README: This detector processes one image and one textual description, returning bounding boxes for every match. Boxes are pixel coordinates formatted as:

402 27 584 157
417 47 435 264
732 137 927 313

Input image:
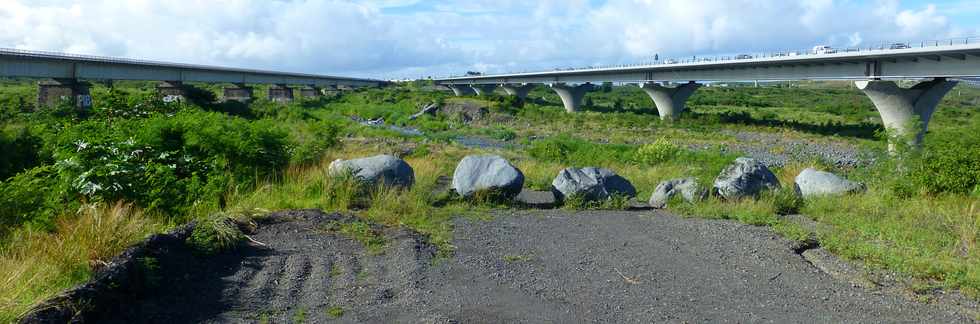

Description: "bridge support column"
500 84 535 99
37 78 91 109
855 78 957 150
157 81 187 103
641 81 701 120
268 84 294 102
549 83 594 113
470 84 497 96
223 83 253 103
447 84 476 96
299 86 321 98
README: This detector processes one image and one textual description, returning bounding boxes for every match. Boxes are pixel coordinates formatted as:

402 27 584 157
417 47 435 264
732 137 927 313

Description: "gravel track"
98 209 974 323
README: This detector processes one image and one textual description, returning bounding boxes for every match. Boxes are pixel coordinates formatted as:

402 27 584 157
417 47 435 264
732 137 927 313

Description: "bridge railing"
445 36 980 79
0 47 376 81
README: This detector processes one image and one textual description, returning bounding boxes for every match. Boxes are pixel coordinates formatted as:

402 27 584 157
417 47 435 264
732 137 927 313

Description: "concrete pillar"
470 84 497 96
855 78 957 150
500 84 535 99
299 86 321 98
447 84 476 96
268 84 294 102
641 81 701 120
37 78 91 109
157 81 186 103
321 85 338 95
549 83 594 113
223 83 253 103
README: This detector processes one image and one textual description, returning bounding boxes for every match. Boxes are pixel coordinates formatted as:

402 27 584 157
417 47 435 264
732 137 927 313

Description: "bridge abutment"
550 83 594 113
156 81 187 103
641 81 700 120
223 83 253 103
855 78 957 150
37 78 91 109
448 84 476 96
268 84 294 102
500 84 535 99
470 84 497 96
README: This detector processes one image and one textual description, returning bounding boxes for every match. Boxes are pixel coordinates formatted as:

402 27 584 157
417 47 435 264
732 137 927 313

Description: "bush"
895 128 980 195
50 110 290 215
0 125 45 180
634 137 679 165
0 166 66 231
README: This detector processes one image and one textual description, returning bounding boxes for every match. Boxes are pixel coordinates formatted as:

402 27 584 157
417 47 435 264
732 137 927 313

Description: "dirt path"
99 209 974 323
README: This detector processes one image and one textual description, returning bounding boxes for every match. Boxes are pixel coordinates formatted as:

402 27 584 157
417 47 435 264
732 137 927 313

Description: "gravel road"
98 209 974 323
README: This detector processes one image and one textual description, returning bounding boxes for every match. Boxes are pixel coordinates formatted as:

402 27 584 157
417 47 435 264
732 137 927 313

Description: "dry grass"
0 202 165 322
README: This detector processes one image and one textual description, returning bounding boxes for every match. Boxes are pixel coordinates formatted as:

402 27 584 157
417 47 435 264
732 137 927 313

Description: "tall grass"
0 202 165 322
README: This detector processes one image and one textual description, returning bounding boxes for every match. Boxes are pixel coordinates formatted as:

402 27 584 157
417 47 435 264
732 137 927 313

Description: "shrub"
894 128 980 195
0 166 66 231
0 125 45 180
527 134 634 166
634 137 679 165
767 186 804 215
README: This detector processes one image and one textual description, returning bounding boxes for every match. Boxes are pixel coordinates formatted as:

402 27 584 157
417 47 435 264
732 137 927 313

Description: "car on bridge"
889 42 910 49
812 45 836 54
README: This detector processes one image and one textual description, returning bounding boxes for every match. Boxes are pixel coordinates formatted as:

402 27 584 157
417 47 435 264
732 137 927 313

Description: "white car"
812 45 836 54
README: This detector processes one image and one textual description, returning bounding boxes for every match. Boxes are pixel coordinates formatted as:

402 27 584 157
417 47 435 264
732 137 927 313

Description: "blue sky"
2 0 979 79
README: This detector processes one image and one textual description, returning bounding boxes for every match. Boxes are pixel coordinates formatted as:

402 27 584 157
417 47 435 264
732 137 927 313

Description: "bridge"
0 48 384 107
435 38 980 148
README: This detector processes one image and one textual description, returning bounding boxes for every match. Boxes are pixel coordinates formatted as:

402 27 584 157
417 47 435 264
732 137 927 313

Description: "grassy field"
0 79 978 321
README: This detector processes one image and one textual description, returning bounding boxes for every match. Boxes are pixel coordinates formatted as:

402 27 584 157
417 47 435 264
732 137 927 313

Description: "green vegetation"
326 306 344 318
0 79 978 321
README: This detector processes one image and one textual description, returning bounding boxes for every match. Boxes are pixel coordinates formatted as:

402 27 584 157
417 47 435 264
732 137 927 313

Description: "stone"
551 167 636 202
452 155 524 198
713 157 780 199
328 154 414 188
514 189 557 209
649 177 707 208
794 168 865 198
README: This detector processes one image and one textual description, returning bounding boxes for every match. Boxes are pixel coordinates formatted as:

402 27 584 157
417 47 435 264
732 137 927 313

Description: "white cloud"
0 0 974 79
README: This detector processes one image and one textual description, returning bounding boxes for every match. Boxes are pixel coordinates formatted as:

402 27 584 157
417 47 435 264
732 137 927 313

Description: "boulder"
514 189 557 209
452 155 524 198
328 154 414 187
713 157 780 199
551 167 636 202
794 168 865 198
649 177 707 208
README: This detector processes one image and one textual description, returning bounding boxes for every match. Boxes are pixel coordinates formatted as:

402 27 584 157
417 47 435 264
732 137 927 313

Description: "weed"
187 216 244 255
634 137 679 165
326 306 344 318
291 307 307 323
321 221 386 255
503 255 531 263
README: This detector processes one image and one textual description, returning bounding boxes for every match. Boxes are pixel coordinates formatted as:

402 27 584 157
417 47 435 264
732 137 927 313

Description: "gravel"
700 130 876 168
86 209 975 323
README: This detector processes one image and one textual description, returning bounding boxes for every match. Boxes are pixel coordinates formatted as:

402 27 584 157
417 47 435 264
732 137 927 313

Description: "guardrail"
0 47 378 82
445 36 980 78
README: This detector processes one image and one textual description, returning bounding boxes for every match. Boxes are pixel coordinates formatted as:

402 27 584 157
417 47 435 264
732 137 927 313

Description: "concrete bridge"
435 38 980 147
0 48 384 108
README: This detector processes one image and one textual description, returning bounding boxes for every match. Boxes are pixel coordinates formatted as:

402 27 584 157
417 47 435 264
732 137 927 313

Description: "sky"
1 0 979 80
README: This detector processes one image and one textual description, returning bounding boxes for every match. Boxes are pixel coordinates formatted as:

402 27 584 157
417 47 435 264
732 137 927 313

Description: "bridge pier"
156 81 187 103
550 83 594 113
299 86 321 98
268 84 294 102
641 81 701 120
223 83 253 103
470 84 497 96
37 78 91 109
856 78 957 150
500 84 535 99
447 84 476 96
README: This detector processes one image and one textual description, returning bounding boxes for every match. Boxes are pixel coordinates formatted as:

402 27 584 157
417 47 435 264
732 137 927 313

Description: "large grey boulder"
452 155 524 198
551 167 636 202
794 168 865 198
649 178 707 208
713 157 780 199
328 154 414 187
